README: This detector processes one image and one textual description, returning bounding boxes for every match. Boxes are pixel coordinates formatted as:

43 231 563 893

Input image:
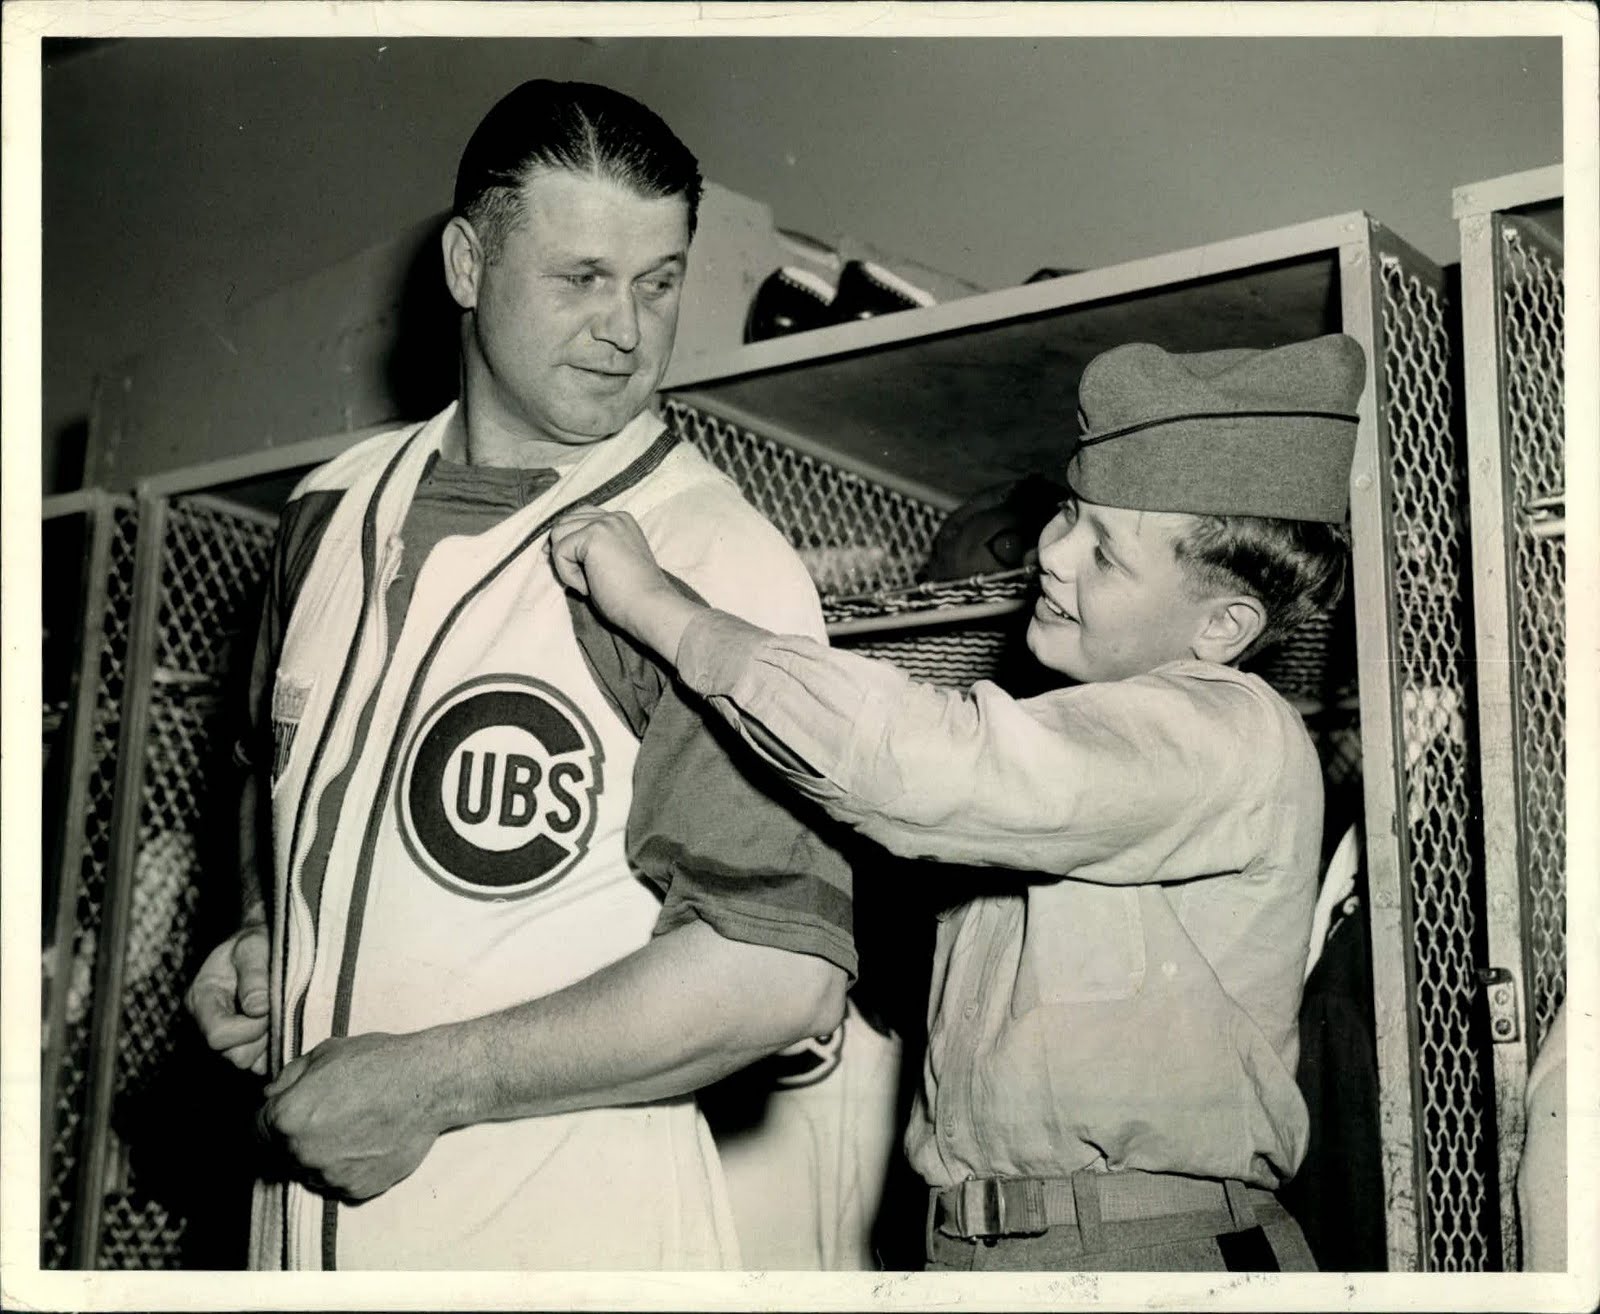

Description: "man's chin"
543 401 645 445
557 386 658 438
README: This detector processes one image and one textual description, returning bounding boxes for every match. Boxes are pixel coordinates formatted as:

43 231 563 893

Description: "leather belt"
934 1169 1257 1241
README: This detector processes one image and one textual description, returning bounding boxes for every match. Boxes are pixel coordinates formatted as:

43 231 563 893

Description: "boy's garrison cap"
1065 334 1367 523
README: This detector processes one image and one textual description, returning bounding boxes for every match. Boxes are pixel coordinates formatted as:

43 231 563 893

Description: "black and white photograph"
2 3 1594 1309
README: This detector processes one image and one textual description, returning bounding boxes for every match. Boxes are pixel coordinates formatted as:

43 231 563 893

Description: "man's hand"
548 508 705 660
259 1031 447 1201
186 921 270 1075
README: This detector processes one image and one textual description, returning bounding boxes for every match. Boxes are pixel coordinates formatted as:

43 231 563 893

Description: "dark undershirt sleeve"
238 490 344 774
567 594 858 981
238 557 279 779
234 490 347 919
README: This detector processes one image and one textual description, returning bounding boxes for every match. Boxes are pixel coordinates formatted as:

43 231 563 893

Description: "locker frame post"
69 495 168 1268
39 491 116 1256
1340 220 1427 1274
1454 163 1565 1273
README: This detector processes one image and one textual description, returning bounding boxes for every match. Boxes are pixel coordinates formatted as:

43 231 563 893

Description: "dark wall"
41 36 1562 491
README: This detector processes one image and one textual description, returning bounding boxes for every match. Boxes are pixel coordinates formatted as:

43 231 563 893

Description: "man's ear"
441 216 484 311
1193 595 1267 665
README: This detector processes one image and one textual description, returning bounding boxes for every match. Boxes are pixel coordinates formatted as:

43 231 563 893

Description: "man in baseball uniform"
184 80 871 1271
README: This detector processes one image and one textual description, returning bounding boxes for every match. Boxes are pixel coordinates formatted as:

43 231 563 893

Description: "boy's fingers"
547 515 592 561
548 510 656 595
547 529 592 593
550 506 606 542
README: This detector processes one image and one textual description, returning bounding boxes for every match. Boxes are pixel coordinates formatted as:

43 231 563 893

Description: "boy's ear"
1193 595 1267 665
441 216 484 311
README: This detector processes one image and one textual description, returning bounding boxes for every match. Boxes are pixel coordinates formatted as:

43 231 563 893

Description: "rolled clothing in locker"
703 996 903 1270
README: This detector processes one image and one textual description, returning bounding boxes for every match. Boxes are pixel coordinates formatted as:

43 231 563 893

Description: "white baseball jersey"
249 404 838 1270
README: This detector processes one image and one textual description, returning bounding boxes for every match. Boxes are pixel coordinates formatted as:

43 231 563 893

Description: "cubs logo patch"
396 675 604 899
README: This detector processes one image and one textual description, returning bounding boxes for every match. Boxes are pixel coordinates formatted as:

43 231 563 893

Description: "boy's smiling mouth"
1036 589 1076 623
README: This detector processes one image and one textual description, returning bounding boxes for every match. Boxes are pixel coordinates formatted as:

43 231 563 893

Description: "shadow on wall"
385 216 463 424
46 419 89 497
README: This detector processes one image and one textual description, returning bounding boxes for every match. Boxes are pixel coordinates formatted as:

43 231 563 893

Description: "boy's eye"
560 272 600 288
1093 545 1113 571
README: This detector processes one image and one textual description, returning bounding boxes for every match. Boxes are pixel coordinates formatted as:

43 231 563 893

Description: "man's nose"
592 288 641 353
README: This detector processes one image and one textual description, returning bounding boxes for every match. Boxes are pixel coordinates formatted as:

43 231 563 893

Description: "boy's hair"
1171 513 1350 656
453 80 704 261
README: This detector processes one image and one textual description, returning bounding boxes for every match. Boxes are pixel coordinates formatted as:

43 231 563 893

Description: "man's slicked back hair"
453 80 704 259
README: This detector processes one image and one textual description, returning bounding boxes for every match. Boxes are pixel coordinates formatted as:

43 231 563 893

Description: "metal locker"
40 491 276 1268
43 206 1492 1273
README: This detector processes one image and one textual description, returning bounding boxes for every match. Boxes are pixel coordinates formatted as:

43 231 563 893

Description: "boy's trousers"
924 1169 1316 1271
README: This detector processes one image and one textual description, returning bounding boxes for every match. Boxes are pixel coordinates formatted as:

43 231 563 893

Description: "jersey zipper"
316 428 680 1270
283 532 405 1059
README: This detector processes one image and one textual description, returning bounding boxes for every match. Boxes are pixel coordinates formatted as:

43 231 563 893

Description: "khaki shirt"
678 610 1321 1188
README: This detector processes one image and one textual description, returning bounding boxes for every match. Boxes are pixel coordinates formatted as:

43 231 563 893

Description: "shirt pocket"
1011 881 1146 1014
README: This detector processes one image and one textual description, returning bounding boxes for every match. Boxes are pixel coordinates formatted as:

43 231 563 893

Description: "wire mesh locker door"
661 397 1030 691
41 494 141 1269
662 396 950 597
1344 220 1502 1271
67 492 277 1269
1459 188 1566 1272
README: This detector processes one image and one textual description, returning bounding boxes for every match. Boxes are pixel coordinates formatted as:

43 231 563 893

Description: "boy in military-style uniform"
550 333 1366 1272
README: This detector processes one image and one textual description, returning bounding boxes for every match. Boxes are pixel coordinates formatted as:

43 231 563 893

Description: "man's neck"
442 404 610 471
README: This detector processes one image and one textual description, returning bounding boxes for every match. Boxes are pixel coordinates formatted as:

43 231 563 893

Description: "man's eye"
560 273 599 288
637 276 678 299
1093 546 1112 570
1060 499 1079 526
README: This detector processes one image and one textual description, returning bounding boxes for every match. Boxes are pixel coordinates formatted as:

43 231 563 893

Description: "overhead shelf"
124 211 1380 519
663 211 1369 504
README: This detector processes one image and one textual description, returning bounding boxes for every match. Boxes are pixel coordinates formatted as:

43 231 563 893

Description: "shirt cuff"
677 608 774 697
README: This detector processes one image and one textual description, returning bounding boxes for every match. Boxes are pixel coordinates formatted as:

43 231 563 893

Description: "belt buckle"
956 1178 1048 1239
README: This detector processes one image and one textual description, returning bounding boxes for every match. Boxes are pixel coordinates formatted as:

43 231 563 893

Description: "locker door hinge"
1478 966 1522 1044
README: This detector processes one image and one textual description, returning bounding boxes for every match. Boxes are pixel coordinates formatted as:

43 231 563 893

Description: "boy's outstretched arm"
550 510 1267 884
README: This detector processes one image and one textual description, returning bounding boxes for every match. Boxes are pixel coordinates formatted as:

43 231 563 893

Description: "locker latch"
1478 967 1522 1044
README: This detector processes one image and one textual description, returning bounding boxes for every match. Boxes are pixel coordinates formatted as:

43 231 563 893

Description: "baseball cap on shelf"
744 266 839 343
829 260 936 322
1065 334 1367 523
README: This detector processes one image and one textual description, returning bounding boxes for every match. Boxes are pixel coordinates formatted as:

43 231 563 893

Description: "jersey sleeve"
568 479 857 978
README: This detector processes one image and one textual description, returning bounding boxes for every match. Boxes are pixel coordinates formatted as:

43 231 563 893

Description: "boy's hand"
549 508 705 661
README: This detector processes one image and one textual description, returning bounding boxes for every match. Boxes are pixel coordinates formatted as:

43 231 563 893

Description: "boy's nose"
1035 513 1074 577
